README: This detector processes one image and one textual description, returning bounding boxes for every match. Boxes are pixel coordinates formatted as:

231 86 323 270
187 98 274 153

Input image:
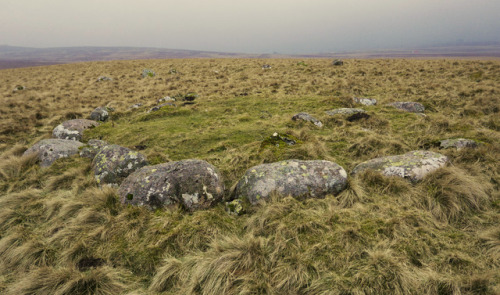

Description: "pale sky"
1 0 499 54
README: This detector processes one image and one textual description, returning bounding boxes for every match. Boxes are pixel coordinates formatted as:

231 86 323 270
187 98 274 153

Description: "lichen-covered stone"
440 138 479 150
325 108 366 116
23 139 84 167
234 160 348 205
351 150 448 182
389 102 425 113
118 160 224 211
79 139 109 159
92 145 148 186
52 119 99 141
353 97 377 106
292 112 323 127
89 107 109 122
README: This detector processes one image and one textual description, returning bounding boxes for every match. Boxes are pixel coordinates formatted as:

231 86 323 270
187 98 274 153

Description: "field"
0 58 499 294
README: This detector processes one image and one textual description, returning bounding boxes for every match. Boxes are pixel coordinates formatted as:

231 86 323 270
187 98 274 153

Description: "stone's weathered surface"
158 96 175 103
325 108 366 116
353 97 377 106
440 138 479 150
90 107 109 122
262 64 272 69
96 76 112 82
332 59 344 66
390 102 425 113
52 119 100 141
351 150 448 182
129 103 143 109
234 160 348 205
292 112 323 127
142 69 155 78
118 160 224 211
79 139 109 159
23 139 84 167
148 103 176 113
92 145 148 186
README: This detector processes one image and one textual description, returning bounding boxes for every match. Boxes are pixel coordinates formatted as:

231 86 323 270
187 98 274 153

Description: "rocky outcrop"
292 112 323 127
79 139 109 159
23 139 84 167
90 107 109 122
325 108 365 116
52 119 99 141
352 150 448 182
440 138 479 150
353 97 377 106
234 160 347 205
92 145 147 186
389 102 425 113
118 160 224 211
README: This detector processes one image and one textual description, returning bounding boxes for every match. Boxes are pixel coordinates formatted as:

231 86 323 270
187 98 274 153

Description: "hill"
0 58 499 294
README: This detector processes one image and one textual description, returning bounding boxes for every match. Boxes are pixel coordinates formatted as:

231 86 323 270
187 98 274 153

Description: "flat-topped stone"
234 160 347 205
352 150 448 182
353 97 377 106
326 108 366 116
52 119 99 141
23 139 84 167
389 102 425 113
440 138 479 150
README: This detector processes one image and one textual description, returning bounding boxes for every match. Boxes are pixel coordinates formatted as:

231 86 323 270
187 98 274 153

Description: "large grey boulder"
292 112 323 127
92 145 148 186
352 150 448 182
23 139 84 167
79 139 109 159
439 138 479 150
89 107 109 122
353 97 377 106
389 102 425 113
325 108 365 116
118 160 224 211
234 160 348 205
52 119 99 141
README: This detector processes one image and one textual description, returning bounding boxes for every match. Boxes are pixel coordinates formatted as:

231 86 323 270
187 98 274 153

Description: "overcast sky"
1 0 499 54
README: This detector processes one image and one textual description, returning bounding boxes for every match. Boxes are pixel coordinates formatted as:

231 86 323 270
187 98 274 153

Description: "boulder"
353 97 377 106
292 112 323 127
118 160 224 211
389 102 425 113
352 150 448 182
440 138 479 150
52 119 99 141
234 160 348 205
23 139 84 167
89 107 109 122
79 139 109 159
92 145 148 186
325 108 365 116
332 59 344 66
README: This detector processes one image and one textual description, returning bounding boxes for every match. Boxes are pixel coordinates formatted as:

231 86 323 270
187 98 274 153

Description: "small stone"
439 138 479 150
292 112 323 127
142 69 155 78
90 107 109 122
158 96 175 103
96 76 112 82
129 103 143 109
325 108 366 116
332 59 344 66
353 97 377 106
262 64 272 69
52 119 99 141
389 102 425 113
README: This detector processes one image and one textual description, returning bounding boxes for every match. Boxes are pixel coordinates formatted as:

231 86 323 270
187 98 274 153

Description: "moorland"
0 58 499 294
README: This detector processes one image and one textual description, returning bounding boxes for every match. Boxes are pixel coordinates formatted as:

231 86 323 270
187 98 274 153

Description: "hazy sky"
1 0 499 54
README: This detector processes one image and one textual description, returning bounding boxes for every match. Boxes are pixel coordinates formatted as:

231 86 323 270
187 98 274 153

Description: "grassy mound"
1 58 499 294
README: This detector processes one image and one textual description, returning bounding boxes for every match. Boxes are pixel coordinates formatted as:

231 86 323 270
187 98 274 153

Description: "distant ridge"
1 43 499 69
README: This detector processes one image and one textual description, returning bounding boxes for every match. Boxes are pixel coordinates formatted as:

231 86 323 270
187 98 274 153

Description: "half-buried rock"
92 145 147 186
23 139 84 167
439 138 479 150
292 112 323 127
89 107 110 122
351 150 448 182
325 108 365 116
52 119 99 141
118 160 224 211
389 102 425 113
234 160 347 205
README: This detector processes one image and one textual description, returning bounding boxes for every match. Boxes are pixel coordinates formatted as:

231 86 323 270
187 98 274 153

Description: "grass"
0 58 499 294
